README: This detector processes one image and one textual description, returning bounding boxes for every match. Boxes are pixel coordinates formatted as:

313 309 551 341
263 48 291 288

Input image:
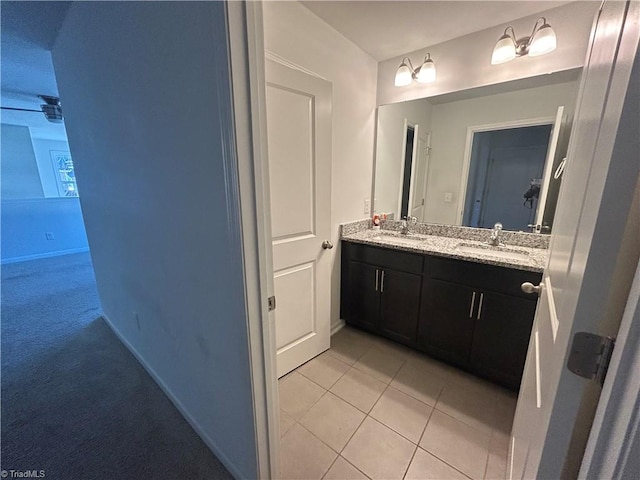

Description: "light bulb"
394 62 413 87
417 57 436 83
491 34 516 65
529 24 557 56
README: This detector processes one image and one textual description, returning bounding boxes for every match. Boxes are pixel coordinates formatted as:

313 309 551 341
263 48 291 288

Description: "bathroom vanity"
340 222 546 391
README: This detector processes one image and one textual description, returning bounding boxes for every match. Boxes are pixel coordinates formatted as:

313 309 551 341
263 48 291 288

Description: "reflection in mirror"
373 74 579 233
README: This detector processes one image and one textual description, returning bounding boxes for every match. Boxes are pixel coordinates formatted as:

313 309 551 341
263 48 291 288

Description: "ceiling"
300 1 573 61
1 1 70 139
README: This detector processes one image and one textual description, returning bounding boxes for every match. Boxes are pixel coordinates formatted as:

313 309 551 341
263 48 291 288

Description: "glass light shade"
416 59 436 83
529 24 557 56
394 63 413 87
491 34 517 64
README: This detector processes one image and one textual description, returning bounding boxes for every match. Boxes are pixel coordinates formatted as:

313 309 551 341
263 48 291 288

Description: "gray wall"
1 123 44 198
52 2 257 477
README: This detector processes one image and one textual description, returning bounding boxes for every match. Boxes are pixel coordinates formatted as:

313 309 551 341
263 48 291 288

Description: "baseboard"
101 314 247 479
331 320 346 336
1 247 90 265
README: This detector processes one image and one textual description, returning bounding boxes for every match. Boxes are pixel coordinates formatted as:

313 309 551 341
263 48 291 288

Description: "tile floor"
278 326 517 480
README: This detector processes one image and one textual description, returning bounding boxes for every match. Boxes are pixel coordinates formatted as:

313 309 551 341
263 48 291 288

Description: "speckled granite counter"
340 221 548 273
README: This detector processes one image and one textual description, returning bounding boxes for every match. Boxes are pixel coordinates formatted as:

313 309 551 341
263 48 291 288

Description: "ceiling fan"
1 95 63 123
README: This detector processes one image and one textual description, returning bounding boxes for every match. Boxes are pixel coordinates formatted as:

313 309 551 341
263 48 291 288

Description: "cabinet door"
344 260 381 333
379 269 422 346
470 291 538 390
419 279 477 368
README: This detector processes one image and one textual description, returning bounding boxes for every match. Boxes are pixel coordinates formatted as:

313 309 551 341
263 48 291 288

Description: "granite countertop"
341 228 548 273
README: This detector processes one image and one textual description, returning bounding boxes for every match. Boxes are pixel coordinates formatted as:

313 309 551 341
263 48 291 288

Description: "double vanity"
340 219 547 391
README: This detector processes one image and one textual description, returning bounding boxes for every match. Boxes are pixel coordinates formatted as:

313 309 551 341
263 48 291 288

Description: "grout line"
401 444 419 480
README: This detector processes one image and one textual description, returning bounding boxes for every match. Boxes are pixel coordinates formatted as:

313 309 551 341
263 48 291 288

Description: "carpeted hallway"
1 252 233 479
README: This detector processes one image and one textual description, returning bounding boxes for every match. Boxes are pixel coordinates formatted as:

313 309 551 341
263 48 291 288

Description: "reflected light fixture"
491 17 557 65
394 53 436 86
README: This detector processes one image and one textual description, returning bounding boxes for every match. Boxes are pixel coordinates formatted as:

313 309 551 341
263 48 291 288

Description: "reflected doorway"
462 124 552 231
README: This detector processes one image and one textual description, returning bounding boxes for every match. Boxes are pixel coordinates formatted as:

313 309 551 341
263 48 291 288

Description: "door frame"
396 119 418 218
457 116 556 225
227 2 279 478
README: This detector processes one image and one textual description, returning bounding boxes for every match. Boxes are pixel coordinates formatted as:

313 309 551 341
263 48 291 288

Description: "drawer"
425 255 542 299
343 241 424 274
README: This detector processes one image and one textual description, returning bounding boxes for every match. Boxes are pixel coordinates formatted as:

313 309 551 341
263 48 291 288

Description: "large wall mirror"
373 71 580 234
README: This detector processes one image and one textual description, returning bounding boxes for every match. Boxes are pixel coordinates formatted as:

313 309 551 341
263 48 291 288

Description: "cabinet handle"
375 269 379 291
477 293 484 319
469 291 476 318
381 270 385 293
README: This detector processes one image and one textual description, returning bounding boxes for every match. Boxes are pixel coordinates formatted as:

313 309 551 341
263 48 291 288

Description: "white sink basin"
371 234 425 246
456 243 530 261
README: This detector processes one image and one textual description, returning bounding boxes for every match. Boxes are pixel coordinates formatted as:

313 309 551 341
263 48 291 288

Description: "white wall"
52 3 257 478
374 98 432 215
377 2 598 106
263 1 378 331
1 123 44 198
425 80 579 225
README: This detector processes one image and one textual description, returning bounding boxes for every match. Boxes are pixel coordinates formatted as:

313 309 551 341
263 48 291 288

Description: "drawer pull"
375 269 379 291
381 271 385 293
477 293 484 319
469 291 476 318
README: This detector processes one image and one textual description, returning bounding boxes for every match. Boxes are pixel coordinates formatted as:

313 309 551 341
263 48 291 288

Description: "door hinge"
268 296 276 312
567 332 615 386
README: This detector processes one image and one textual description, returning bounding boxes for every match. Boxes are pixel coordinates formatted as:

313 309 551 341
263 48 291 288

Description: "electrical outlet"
444 192 453 203
45 232 55 240
364 199 371 215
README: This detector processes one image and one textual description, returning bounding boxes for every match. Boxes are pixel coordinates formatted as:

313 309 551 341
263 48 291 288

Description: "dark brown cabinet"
419 279 477 368
341 242 423 347
341 241 542 391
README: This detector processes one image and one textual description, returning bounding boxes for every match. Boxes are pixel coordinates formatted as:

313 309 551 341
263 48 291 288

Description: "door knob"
521 282 542 295
322 240 334 250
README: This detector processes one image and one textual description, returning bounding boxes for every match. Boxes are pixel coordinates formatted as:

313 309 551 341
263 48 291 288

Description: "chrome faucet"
401 216 417 235
488 222 503 246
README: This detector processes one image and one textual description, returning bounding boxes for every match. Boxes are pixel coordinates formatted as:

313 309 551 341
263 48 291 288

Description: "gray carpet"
1 253 233 479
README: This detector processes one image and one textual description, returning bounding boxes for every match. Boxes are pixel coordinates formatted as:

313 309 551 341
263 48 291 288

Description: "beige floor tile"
330 367 387 413
300 392 366 452
420 410 490 479
353 347 405 384
369 387 433 443
491 389 518 435
406 352 456 380
280 372 326 420
280 410 296 437
405 448 470 480
390 362 446 407
327 328 374 365
323 456 369 480
342 417 415 480
281 423 338 480
298 352 351 389
484 431 509 480
435 380 501 435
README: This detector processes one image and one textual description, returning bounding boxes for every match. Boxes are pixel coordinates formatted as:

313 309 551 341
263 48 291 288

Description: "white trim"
457 115 557 225
1 247 90 265
265 50 327 81
101 314 245 480
331 320 346 336
228 2 279 478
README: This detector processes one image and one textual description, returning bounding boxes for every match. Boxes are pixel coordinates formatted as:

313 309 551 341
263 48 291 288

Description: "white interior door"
265 59 332 378
409 130 430 221
510 2 639 479
533 106 565 232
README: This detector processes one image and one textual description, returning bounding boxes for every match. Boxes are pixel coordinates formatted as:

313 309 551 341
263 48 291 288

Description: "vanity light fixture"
394 53 436 87
491 17 557 65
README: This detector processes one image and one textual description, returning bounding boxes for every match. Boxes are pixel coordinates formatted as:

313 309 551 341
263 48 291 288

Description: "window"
50 150 79 197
